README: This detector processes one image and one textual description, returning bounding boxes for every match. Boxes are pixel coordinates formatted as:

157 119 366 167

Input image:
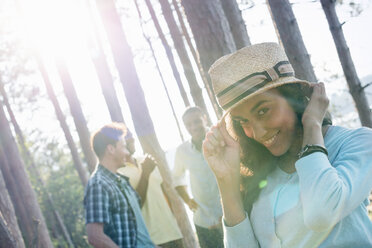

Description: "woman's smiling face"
230 88 298 156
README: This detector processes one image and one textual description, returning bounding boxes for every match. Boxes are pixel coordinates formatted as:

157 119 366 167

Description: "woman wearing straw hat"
203 42 372 247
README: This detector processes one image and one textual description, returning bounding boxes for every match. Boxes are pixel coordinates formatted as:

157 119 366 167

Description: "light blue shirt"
121 179 154 247
225 126 372 248
173 140 223 228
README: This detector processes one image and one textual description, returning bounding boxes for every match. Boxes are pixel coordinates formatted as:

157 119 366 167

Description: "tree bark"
0 167 25 248
0 102 53 248
0 148 30 245
267 0 317 82
158 0 210 118
134 0 185 142
0 81 75 247
143 0 190 107
85 0 125 123
320 0 372 127
55 58 98 173
181 0 237 118
95 0 198 246
171 0 221 118
220 0 251 49
37 57 89 186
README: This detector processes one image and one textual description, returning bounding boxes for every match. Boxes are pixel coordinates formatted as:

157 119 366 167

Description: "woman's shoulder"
326 125 372 141
326 125 372 159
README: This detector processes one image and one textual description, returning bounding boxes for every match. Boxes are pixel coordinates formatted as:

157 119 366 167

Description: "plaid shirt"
84 165 140 247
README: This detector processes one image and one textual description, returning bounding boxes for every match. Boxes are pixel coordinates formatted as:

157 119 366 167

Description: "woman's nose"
243 123 267 141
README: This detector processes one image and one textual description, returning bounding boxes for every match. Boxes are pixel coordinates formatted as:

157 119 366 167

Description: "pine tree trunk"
181 0 236 117
91 49 125 123
0 102 53 248
86 0 125 123
37 58 89 186
143 0 190 107
320 0 372 127
171 0 221 118
55 58 98 173
0 81 75 247
0 148 31 245
158 0 210 118
220 0 251 49
0 168 25 248
95 0 198 246
267 0 317 82
134 0 185 142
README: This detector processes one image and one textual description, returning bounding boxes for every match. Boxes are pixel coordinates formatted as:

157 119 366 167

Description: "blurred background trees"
0 0 371 246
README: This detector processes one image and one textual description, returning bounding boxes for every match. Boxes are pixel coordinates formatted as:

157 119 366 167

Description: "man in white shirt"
173 107 223 248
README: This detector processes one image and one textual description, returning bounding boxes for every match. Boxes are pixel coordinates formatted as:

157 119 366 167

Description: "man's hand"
140 154 157 177
86 223 119 248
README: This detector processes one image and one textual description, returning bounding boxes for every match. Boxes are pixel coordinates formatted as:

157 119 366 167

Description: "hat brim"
221 77 310 119
221 77 311 138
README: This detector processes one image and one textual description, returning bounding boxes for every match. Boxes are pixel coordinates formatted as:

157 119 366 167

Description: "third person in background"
173 107 224 248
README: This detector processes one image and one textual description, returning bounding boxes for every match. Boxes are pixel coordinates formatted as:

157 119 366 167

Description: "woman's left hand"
302 82 329 127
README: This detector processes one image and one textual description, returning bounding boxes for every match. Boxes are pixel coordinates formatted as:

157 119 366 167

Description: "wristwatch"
297 144 328 159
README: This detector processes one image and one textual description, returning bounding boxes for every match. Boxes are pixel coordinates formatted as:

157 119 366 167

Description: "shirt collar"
98 164 129 182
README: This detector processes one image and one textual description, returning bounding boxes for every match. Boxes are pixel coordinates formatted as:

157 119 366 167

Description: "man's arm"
175 185 198 211
136 154 156 207
86 223 119 248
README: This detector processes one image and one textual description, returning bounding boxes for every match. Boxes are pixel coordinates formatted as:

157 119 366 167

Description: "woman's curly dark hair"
230 83 332 214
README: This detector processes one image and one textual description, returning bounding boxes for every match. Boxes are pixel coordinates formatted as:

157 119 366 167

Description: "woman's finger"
219 118 238 146
205 130 220 147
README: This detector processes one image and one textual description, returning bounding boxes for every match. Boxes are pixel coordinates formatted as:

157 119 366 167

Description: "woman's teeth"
263 132 278 146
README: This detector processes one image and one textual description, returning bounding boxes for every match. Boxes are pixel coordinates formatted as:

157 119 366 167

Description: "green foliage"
42 162 89 247
26 138 90 247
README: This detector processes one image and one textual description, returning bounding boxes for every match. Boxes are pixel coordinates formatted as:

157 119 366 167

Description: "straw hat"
209 42 310 116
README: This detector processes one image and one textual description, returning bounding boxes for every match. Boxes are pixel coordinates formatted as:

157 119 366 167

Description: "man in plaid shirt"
84 123 154 247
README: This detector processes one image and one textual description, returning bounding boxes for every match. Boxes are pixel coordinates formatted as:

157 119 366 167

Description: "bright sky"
1 0 372 160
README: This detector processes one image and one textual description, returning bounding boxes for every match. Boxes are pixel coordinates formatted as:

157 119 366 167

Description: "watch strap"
297 144 328 159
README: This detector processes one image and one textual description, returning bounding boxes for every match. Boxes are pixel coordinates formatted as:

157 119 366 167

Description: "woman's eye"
257 108 268 116
239 119 249 126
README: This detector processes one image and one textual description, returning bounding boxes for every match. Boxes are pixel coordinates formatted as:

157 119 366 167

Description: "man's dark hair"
182 106 205 121
91 123 127 159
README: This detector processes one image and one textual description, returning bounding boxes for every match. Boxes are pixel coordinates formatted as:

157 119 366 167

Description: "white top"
173 140 223 228
224 126 372 248
118 164 182 245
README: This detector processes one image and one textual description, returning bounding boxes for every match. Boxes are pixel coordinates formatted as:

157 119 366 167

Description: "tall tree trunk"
320 0 372 127
220 0 251 49
85 0 125 123
95 0 198 246
157 0 210 118
55 58 97 173
0 147 30 245
267 0 317 82
0 167 25 248
37 57 89 186
0 81 75 247
181 0 236 117
171 0 220 118
134 0 185 142
0 102 53 248
143 0 190 107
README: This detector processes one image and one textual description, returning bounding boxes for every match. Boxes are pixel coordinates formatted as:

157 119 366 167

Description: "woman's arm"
203 120 259 248
296 128 372 231
298 82 372 231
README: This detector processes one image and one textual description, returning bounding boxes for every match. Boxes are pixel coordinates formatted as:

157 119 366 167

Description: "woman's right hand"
203 119 246 226
202 119 241 182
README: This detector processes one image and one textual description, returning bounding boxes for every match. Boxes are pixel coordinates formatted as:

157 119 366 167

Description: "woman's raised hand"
202 119 241 181
302 82 329 127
